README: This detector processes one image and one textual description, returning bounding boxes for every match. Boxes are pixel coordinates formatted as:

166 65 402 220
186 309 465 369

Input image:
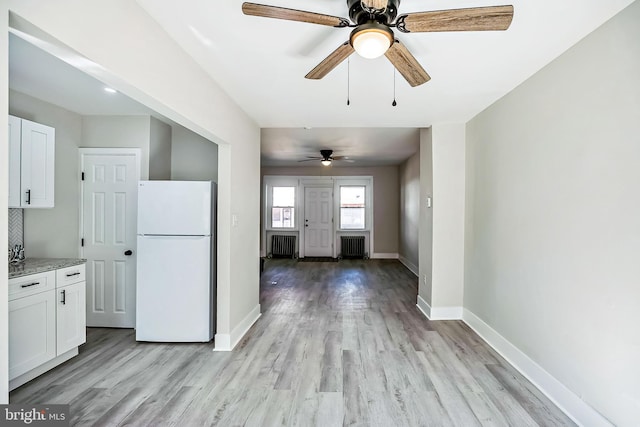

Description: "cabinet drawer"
56 264 86 287
9 271 56 301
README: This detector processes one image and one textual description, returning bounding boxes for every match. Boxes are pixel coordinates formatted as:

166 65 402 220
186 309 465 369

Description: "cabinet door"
57 282 87 355
9 290 57 380
20 119 55 208
8 115 21 208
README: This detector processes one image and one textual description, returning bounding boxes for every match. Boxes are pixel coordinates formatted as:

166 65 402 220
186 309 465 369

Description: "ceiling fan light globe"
351 23 394 59
321 159 332 166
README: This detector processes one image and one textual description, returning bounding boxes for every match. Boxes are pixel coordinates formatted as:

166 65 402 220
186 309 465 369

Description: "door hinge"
81 172 85 181
81 238 84 247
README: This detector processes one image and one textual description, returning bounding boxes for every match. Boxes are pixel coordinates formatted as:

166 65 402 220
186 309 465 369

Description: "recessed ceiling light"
104 87 117 94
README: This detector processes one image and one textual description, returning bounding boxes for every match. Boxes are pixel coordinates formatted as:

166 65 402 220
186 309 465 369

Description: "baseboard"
462 309 612 427
371 253 399 259
431 306 463 320
9 348 78 391
416 295 431 318
398 255 418 276
415 296 462 320
214 304 261 352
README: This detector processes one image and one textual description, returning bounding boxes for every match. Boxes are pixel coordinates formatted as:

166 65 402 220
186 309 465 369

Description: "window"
272 186 295 228
340 186 365 229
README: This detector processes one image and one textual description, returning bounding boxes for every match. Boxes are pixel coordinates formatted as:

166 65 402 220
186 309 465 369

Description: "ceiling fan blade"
305 42 355 80
242 3 350 27
385 40 431 87
333 157 356 163
298 158 321 162
397 5 514 33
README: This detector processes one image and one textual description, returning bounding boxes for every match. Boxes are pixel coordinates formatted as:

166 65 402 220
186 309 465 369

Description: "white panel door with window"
80 149 140 328
304 187 333 257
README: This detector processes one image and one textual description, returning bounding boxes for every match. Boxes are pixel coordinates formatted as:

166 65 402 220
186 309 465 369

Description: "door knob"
124 250 133 256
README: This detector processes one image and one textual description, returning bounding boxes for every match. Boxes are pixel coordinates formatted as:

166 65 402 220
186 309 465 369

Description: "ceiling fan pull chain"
392 68 397 106
347 57 351 106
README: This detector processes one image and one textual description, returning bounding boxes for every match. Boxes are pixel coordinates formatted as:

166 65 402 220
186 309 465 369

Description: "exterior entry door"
80 149 140 328
304 187 333 257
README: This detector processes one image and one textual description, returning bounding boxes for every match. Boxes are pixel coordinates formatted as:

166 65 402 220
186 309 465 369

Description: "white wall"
10 90 83 258
465 2 640 425
399 151 420 275
431 124 466 310
82 116 151 180
171 124 218 182
4 0 259 370
149 116 171 180
0 13 9 404
418 128 433 305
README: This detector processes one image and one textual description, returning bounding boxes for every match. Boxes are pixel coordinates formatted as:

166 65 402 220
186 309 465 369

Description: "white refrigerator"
136 180 216 342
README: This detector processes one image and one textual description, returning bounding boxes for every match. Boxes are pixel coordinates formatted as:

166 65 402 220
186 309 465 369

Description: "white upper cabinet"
8 115 56 208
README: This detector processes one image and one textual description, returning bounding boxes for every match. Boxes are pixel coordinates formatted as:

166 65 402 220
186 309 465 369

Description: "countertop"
9 258 86 279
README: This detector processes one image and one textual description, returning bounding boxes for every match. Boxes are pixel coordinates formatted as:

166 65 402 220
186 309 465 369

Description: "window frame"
334 178 373 232
271 186 296 229
339 185 367 230
264 178 300 231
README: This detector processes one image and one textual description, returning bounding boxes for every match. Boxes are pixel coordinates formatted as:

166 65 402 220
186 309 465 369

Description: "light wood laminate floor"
11 259 574 426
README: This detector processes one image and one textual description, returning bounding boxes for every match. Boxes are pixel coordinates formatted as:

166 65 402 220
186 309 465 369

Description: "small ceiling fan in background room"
299 149 355 166
242 0 514 87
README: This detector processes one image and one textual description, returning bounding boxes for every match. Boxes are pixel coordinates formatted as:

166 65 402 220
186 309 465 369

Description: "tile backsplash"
8 208 24 249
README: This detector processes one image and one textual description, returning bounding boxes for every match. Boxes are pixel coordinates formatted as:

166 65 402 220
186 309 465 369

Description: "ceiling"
136 0 635 129
9 33 157 117
261 127 419 167
9 1 636 168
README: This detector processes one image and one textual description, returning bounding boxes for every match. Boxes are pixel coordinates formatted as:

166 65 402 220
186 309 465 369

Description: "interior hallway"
10 259 574 426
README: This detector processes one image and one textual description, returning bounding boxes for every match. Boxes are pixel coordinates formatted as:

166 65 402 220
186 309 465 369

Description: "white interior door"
304 187 333 257
80 149 140 328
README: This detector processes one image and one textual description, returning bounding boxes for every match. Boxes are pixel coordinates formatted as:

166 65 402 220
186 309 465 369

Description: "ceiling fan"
242 0 514 87
299 149 354 166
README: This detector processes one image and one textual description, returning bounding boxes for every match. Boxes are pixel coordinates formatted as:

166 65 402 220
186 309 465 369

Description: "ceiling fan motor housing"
348 0 400 25
320 149 334 160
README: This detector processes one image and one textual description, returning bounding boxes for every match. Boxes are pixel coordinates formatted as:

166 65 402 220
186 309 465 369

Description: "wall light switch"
427 197 432 208
232 214 239 227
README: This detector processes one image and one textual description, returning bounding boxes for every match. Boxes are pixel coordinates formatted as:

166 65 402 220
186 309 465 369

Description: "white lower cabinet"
8 263 86 389
8 290 57 379
56 281 87 355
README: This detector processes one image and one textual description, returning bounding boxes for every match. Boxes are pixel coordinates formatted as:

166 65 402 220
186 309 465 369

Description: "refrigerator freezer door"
136 235 212 342
138 181 212 236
